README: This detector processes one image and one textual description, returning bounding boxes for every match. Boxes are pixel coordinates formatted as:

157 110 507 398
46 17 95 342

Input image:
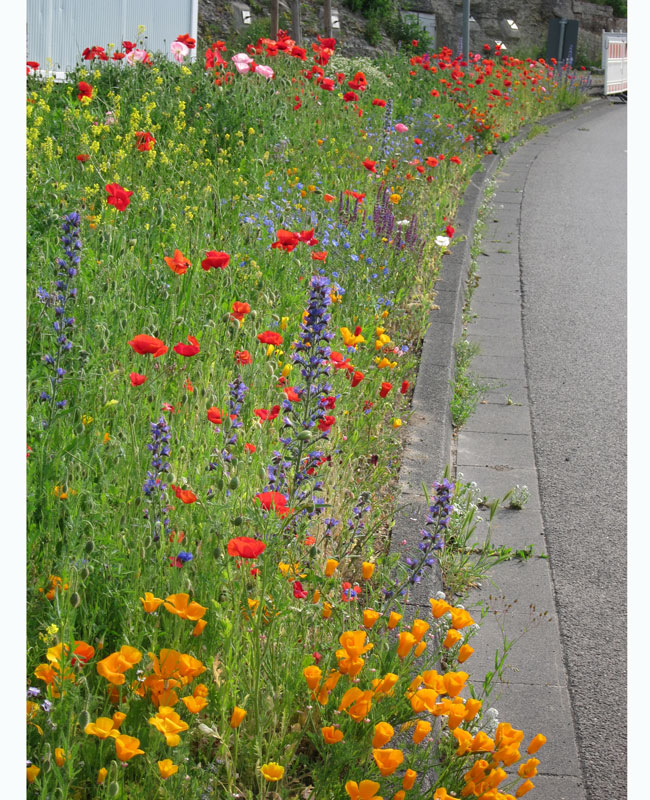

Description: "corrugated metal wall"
27 0 198 72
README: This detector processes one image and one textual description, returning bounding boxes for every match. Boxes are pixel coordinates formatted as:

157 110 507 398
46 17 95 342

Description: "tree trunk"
291 0 303 45
324 0 332 39
270 0 279 40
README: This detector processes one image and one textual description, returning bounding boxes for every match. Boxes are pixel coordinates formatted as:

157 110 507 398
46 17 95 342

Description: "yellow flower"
140 592 164 613
458 644 474 663
402 769 417 790
325 558 339 577
527 734 546 754
443 629 462 648
82 414 93 426
372 747 404 776
372 721 394 748
114 734 144 761
303 665 322 690
414 640 427 657
392 418 403 428
26 764 40 783
387 612 402 629
363 609 381 628
345 780 382 800
322 725 344 743
85 717 121 739
322 602 333 619
158 759 179 779
516 780 535 797
518 758 540 779
413 719 431 743
396 631 416 659
362 561 375 579
97 768 108 784
260 762 284 781
390 193 401 204
182 695 208 714
230 706 247 728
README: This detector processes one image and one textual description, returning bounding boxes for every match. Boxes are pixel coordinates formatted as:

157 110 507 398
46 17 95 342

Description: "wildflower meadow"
25 29 585 799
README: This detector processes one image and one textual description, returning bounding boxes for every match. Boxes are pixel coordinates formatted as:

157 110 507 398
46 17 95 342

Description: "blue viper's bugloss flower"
38 212 81 425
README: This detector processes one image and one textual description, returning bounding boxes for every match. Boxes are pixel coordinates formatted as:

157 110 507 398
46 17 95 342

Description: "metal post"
324 0 332 39
462 0 470 59
291 0 303 45
270 0 279 40
558 18 567 62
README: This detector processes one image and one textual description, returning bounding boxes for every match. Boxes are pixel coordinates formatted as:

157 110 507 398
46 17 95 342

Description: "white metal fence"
27 0 198 73
602 30 627 96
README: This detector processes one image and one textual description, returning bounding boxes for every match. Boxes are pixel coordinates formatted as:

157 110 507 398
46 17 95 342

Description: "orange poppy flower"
164 249 191 275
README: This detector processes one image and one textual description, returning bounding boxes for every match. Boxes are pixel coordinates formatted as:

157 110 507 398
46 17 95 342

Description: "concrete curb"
389 96 610 602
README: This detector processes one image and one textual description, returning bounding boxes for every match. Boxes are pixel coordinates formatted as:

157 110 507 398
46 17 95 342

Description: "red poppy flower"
128 334 168 357
173 335 200 357
364 400 373 412
341 581 361 602
273 229 300 251
164 249 191 275
255 492 291 517
254 405 280 422
414 138 423 145
318 415 336 433
351 370 364 387
201 250 230 270
445 225 455 238
400 380 410 394
298 228 314 242
426 156 438 167
105 183 133 211
135 131 155 151
291 46 307 60
76 154 90 162
112 52 125 61
122 40 136 53
450 156 461 165
77 81 93 101
293 580 308 599
362 158 377 173
235 350 252 365
372 98 386 107
129 372 147 386
231 301 251 321
207 407 225 425
227 536 266 558
27 61 40 70
323 193 335 203
330 352 352 371
312 251 327 261
283 387 301 403
412 39 419 47
176 33 196 49
257 331 283 346
379 382 393 398
244 443 256 454
317 35 337 49
320 78 335 91
344 190 365 202
343 91 358 102
321 396 337 409
171 485 197 504
185 378 194 392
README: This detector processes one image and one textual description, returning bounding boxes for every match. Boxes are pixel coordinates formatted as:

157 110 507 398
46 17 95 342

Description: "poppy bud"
78 710 91 729
84 540 95 554
232 516 243 526
305 502 315 513
229 476 239 490
108 781 121 798
213 547 222 559
216 478 225 490
297 431 312 442
80 567 90 580
70 592 81 608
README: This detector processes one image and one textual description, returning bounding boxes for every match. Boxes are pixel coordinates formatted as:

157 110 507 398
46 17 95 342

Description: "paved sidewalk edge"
389 97 611 603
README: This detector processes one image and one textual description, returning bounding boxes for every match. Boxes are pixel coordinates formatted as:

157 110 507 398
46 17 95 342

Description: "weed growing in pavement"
504 484 530 510
450 339 489 429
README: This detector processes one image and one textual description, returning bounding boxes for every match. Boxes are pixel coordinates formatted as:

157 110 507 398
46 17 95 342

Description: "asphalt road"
519 102 627 799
